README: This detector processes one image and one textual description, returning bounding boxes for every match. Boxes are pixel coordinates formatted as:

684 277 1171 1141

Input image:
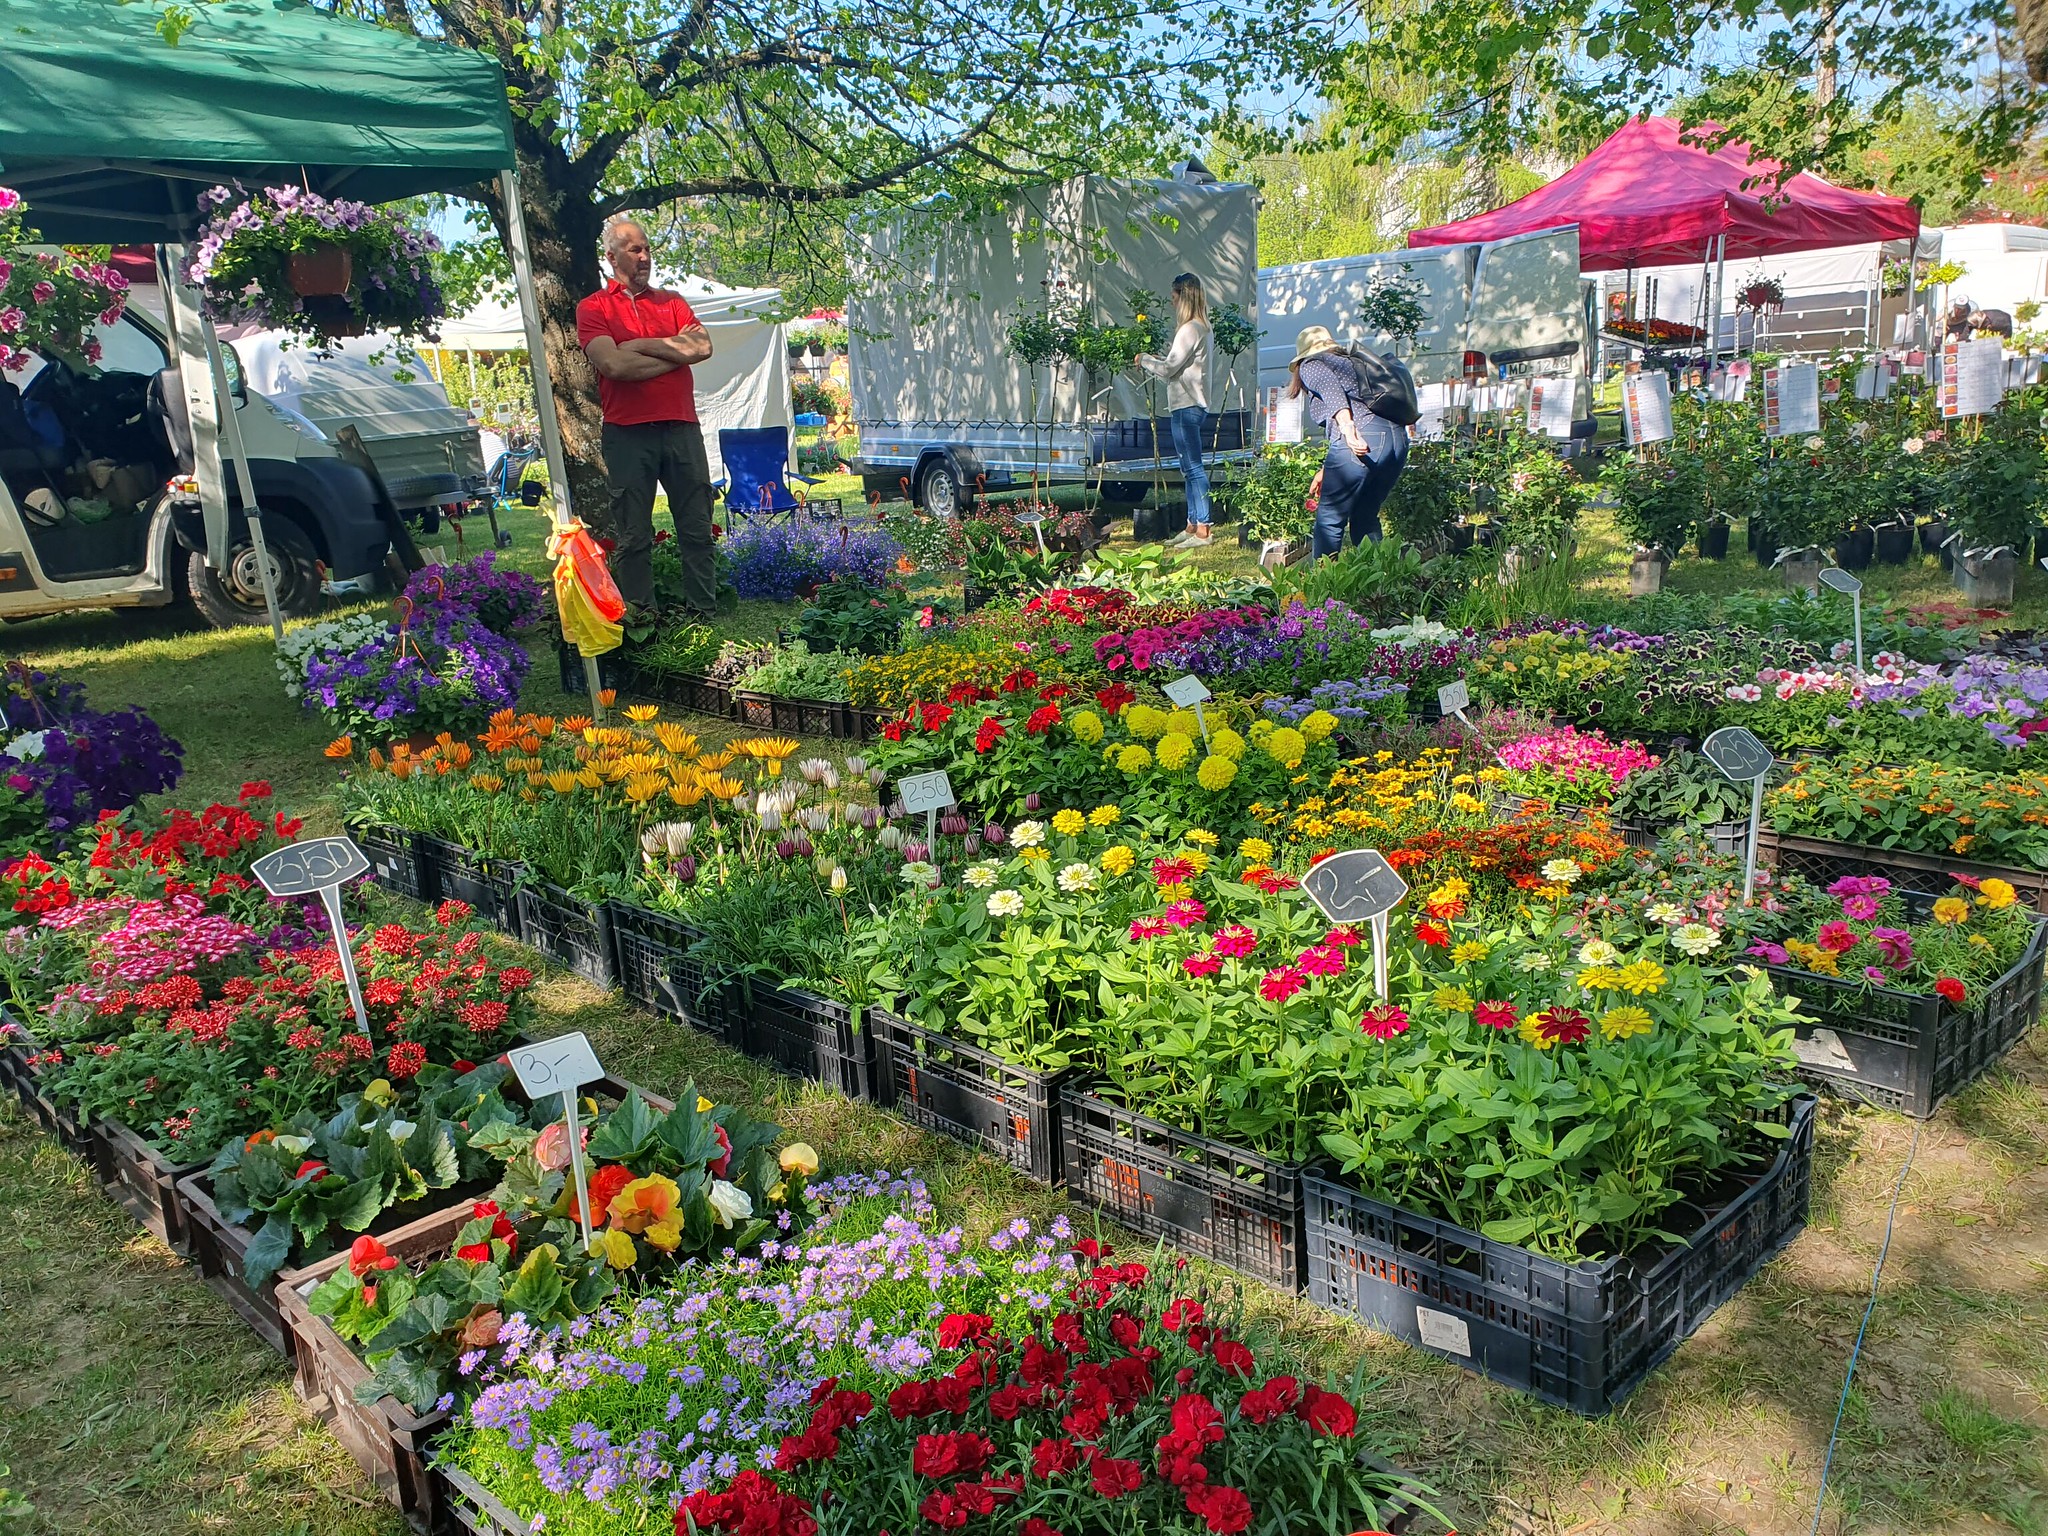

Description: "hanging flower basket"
1739 276 1786 313
286 244 353 297
0 186 132 373
186 184 446 344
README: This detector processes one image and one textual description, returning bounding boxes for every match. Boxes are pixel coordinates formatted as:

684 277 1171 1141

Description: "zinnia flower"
1259 965 1306 1002
986 890 1024 917
1473 1000 1517 1030
1359 1004 1409 1040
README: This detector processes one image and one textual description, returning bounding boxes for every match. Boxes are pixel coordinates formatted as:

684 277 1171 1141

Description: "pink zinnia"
1322 927 1361 948
1297 945 1345 977
1181 953 1222 978
1210 925 1257 958
1473 1000 1517 1030
1360 1005 1410 1040
1259 966 1306 1003
1162 898 1208 929
1129 918 1170 942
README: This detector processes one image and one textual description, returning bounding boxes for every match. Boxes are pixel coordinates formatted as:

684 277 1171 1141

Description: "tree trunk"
2022 0 2048 83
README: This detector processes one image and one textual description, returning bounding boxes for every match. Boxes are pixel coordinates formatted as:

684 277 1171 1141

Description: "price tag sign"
1015 508 1049 558
1436 678 1471 724
1303 849 1410 999
253 837 374 1037
1701 727 1776 906
898 769 958 871
508 1032 606 1247
1818 566 1865 673
1161 673 1213 742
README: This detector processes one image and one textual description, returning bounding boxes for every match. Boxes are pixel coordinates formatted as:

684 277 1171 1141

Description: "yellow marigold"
1248 719 1275 744
1299 709 1339 743
1197 754 1239 792
1156 731 1196 771
1051 808 1086 836
1614 959 1667 995
1210 726 1247 762
1262 727 1307 771
1238 836 1275 863
1101 845 1136 875
1931 896 1970 925
1089 804 1120 827
1600 1005 1654 1042
1431 985 1474 1013
1451 940 1490 964
1070 709 1105 746
1166 708 1202 740
1975 878 2018 910
1124 705 1169 740
1116 744 1153 775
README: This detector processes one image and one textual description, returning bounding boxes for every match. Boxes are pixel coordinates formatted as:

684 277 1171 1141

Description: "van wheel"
917 460 960 519
187 515 323 629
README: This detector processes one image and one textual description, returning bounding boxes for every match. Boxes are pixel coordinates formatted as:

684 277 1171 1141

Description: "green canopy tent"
0 0 582 669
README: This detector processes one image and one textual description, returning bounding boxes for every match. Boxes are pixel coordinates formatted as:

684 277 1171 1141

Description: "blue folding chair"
716 426 842 526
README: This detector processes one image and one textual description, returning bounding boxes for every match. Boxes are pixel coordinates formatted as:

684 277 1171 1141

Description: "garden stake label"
1302 849 1409 999
508 1032 606 1248
1161 673 1213 742
1817 566 1864 674
1014 508 1049 560
1436 678 1471 725
898 769 957 870
1701 726 1776 905
251 836 373 1037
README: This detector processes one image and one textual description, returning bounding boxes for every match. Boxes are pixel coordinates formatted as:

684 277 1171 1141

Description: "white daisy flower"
1010 819 1046 848
986 889 1024 917
1057 862 1096 893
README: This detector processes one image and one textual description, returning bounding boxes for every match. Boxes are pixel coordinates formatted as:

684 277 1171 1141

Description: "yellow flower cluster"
1251 748 1489 846
1471 632 1626 694
845 645 1034 711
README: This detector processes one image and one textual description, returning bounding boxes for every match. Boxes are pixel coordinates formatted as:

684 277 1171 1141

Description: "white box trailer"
1259 227 1592 415
849 173 1260 515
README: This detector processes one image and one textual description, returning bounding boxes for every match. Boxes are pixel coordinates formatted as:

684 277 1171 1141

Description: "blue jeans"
1313 415 1408 558
1170 406 1211 527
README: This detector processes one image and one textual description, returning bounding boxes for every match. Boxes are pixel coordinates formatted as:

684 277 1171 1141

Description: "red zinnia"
1095 682 1136 715
1534 1007 1591 1046
1415 920 1450 947
1473 1000 1518 1030
1025 704 1061 734
1359 1005 1410 1040
1258 965 1306 1003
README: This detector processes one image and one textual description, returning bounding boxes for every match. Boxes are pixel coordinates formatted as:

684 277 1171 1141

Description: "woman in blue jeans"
1287 325 1409 557
1136 274 1214 547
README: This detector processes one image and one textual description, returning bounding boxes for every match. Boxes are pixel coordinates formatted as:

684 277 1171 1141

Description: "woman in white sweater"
1136 273 1213 546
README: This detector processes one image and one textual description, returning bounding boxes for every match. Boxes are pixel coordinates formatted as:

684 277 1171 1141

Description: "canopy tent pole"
203 319 285 641
1708 234 1726 368
499 166 603 720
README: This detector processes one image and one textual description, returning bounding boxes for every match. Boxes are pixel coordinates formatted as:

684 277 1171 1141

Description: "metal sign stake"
1437 678 1472 726
507 1032 608 1252
1162 674 1214 744
1369 912 1391 1000
1743 772 1765 905
563 1091 593 1248
1702 726 1776 906
1818 567 1864 674
251 836 373 1037
1301 849 1409 1002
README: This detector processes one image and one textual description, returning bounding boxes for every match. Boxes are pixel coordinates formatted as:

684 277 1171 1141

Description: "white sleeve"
1143 322 1203 381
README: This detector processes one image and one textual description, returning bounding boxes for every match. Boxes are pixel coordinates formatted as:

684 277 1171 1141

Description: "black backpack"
1339 346 1421 427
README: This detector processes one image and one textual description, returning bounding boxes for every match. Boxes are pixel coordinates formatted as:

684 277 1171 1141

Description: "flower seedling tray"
353 824 435 905
90 1118 204 1254
438 1463 535 1536
627 666 736 720
731 688 849 739
1304 1095 1815 1415
1060 1086 1306 1292
513 884 616 989
1755 827 2048 916
609 904 741 1045
741 982 874 1101
0 1025 92 1154
1767 910 2048 1117
871 1010 1070 1184
1490 792 1744 856
275 1201 474 1531
553 638 628 696
418 838 521 937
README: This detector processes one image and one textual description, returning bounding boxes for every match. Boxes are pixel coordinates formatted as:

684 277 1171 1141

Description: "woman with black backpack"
1285 325 1412 558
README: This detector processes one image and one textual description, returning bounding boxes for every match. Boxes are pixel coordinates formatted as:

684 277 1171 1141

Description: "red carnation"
1161 1298 1204 1333
937 1313 992 1349
1031 1437 1082 1479
912 1432 995 1480
1186 1484 1253 1534
1088 1452 1144 1499
1296 1385 1358 1437
1211 1339 1255 1378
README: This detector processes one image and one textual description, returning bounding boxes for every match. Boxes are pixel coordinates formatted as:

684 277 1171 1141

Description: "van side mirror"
223 344 248 406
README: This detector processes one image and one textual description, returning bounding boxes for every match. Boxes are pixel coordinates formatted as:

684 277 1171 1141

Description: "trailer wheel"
187 515 323 629
917 459 961 519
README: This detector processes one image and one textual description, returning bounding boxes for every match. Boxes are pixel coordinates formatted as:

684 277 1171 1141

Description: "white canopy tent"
432 278 794 482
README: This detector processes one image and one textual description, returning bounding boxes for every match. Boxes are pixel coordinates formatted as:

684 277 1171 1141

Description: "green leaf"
242 1213 298 1289
587 1093 659 1162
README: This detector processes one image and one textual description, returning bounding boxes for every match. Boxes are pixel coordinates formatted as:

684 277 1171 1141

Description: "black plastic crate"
351 824 433 904
419 838 521 936
1756 827 2048 916
1305 1096 1815 1415
742 983 873 1101
732 690 846 738
1061 1086 1305 1290
872 1010 1069 1183
610 903 741 1044
513 885 616 988
1768 908 2047 1117
555 639 629 696
629 667 736 720
0 1030 92 1153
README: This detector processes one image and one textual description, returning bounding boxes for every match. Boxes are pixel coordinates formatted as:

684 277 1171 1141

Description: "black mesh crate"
872 1010 1069 1183
610 903 741 1044
742 983 874 1101
419 838 521 936
732 690 845 738
1755 828 2048 915
1305 1096 1815 1415
555 639 629 696
513 885 617 988
351 824 432 904
1768 905 2047 1117
0 1029 91 1153
629 667 736 720
1060 1086 1305 1291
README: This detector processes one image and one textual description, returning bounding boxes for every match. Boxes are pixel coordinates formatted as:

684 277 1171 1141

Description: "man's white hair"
603 215 647 256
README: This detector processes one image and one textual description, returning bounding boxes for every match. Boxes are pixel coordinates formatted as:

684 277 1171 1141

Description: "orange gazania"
324 736 355 759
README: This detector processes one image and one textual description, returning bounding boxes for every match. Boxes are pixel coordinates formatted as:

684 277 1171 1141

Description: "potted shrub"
1495 430 1584 574
1751 444 1837 591
1235 441 1320 562
1946 414 2042 607
1381 437 1462 553
1600 448 1702 593
185 184 447 343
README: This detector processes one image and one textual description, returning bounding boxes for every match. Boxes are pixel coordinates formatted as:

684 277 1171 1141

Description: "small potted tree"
1600 448 1702 594
1382 437 1463 555
1947 415 2043 607
1751 444 1837 592
1495 430 1585 579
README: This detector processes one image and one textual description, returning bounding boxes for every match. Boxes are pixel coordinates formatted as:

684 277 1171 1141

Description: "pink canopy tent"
1407 117 1920 272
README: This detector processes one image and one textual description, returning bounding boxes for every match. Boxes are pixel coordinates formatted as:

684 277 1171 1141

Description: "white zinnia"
1541 858 1582 884
1514 951 1554 973
1644 901 1685 925
1011 819 1046 848
986 889 1024 917
1673 922 1721 956
897 861 940 889
1057 862 1096 892
1578 940 1622 967
962 862 1001 889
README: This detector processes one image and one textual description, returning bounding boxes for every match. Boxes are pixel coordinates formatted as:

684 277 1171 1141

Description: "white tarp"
431 277 793 482
849 177 1260 427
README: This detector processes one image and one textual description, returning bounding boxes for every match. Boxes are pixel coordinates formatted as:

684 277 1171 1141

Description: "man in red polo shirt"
576 218 716 614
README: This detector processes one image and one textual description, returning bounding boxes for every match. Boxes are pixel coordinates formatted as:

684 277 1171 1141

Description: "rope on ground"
1807 1119 1922 1536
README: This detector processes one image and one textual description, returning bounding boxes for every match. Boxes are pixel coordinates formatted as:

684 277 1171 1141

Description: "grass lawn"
2 498 2046 1534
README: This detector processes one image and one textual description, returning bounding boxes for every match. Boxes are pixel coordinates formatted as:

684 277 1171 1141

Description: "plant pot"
1956 548 2017 607
1920 518 1949 556
1131 504 1173 542
1874 521 1915 565
1473 521 1500 548
1627 550 1669 596
1752 523 1776 569
1833 523 1875 571
1445 522 1476 555
301 295 365 338
1695 520 1730 560
286 245 354 297
1780 549 1823 593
